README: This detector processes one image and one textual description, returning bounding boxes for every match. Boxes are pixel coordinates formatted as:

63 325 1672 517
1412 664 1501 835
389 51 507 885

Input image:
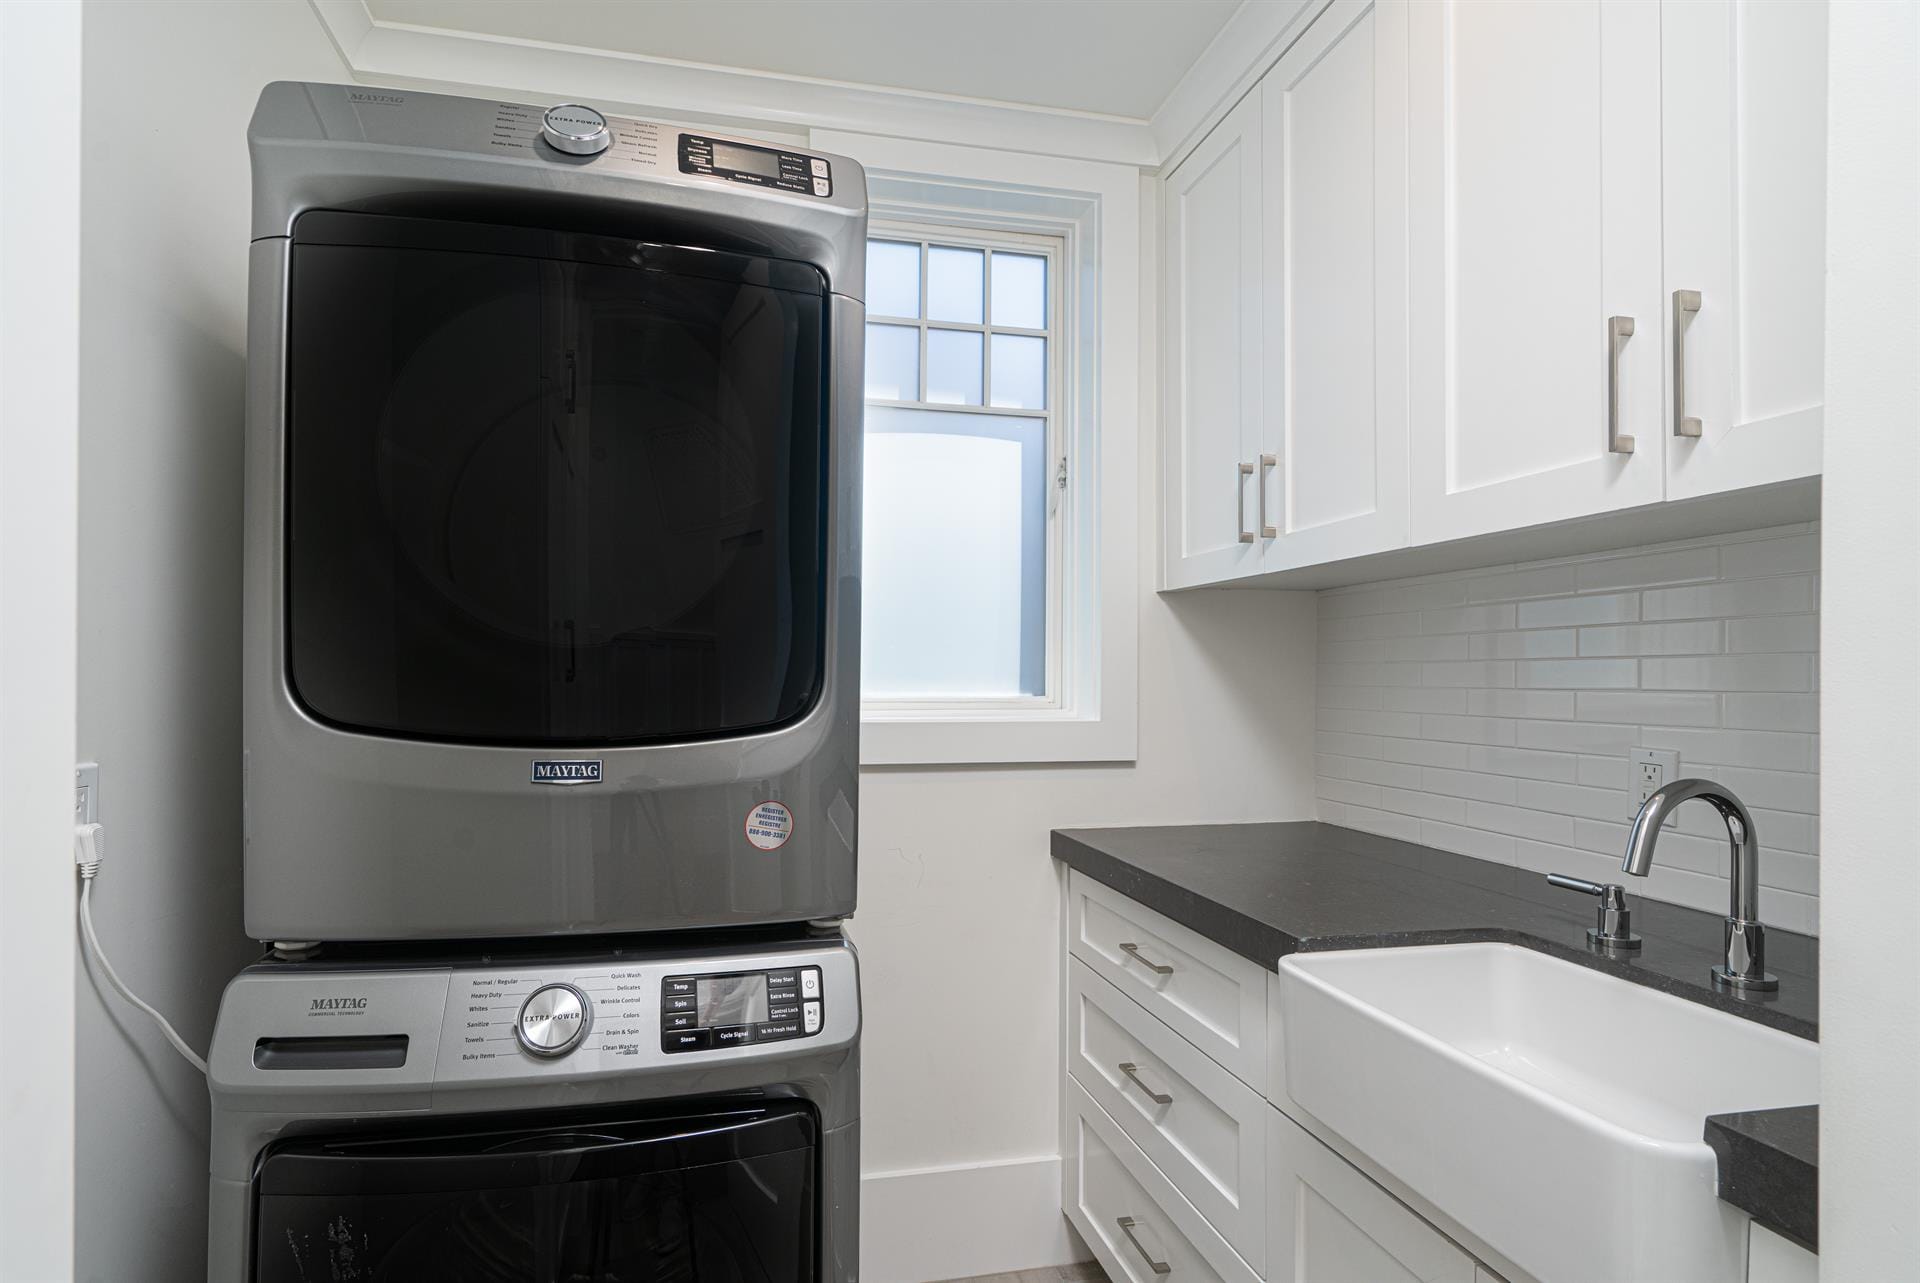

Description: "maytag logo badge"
531 759 604 786
309 997 368 1012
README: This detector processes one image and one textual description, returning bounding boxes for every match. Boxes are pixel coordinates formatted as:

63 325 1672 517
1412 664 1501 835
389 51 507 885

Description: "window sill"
860 710 1136 767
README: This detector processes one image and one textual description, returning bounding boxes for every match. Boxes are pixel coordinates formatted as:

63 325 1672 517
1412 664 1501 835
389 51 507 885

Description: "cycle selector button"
541 103 610 156
516 983 591 1057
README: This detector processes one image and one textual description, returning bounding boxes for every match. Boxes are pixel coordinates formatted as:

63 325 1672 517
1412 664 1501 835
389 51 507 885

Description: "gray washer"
207 934 860 1282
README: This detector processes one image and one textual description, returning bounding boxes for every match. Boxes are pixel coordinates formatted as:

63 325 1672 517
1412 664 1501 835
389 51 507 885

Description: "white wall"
0 5 81 1278
73 5 348 1280
854 176 1319 1279
1314 526 1822 934
1819 1 1919 1276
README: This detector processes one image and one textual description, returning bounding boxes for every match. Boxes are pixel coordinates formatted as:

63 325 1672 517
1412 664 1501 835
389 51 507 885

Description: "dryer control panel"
660 965 825 1053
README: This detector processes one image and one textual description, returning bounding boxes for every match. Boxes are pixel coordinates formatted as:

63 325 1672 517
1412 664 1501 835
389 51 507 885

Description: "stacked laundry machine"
209 81 866 1282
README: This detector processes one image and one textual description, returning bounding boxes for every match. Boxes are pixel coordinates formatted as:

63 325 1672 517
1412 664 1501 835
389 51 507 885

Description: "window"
814 128 1140 765
861 226 1063 705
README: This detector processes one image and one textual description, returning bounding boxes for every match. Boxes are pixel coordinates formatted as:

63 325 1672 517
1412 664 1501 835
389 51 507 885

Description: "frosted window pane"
990 253 1046 328
866 240 921 318
862 405 1047 698
925 329 983 406
926 246 984 323
864 324 919 400
989 334 1046 410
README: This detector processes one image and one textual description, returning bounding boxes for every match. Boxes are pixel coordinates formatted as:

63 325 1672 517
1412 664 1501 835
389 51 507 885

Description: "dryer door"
284 211 830 748
251 1101 816 1282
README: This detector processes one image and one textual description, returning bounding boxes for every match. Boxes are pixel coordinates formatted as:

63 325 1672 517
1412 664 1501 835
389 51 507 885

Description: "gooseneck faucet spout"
1622 778 1778 992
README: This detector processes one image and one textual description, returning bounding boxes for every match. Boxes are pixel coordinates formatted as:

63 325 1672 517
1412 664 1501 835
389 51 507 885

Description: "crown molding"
1149 0 1332 173
308 0 1162 166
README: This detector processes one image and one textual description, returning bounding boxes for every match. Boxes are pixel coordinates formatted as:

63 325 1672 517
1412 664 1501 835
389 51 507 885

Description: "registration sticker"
744 801 795 851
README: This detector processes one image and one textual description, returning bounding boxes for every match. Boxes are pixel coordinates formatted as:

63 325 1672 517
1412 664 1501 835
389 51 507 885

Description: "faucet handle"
1546 873 1643 951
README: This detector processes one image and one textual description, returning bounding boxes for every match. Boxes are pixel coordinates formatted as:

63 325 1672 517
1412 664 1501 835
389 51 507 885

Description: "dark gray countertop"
1705 1105 1818 1251
1051 820 1817 1038
1052 820 1820 1248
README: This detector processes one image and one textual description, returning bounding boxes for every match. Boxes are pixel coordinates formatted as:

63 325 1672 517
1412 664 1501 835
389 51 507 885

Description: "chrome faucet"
1622 778 1777 992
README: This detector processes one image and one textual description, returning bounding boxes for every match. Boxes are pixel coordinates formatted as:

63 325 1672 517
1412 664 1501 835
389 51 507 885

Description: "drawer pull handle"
1119 942 1174 976
1116 1216 1173 1275
1118 1061 1173 1105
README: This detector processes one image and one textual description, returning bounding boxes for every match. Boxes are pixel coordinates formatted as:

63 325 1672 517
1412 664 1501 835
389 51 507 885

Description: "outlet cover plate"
75 761 99 826
1629 748 1680 818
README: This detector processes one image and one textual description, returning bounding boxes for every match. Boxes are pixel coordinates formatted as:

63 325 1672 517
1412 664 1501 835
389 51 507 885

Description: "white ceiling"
361 0 1245 120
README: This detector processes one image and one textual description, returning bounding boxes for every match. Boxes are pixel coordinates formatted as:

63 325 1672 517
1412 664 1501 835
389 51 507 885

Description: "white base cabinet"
1268 1105 1475 1283
1745 1224 1816 1283
1061 877 1814 1283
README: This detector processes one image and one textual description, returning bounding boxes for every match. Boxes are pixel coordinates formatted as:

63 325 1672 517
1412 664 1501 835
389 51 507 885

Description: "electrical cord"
74 823 209 1076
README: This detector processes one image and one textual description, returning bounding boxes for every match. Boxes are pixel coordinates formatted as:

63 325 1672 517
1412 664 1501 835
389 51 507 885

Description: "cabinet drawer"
1066 1077 1260 1283
1069 957 1267 1272
1068 871 1270 1085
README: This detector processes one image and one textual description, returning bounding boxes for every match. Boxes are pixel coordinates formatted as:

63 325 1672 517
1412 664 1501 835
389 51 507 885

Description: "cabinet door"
1164 90 1264 588
1259 0 1410 570
1662 0 1827 500
1269 1107 1476 1283
1407 0 1665 545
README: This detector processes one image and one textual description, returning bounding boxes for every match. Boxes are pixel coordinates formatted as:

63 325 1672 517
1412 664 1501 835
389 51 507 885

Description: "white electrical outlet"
75 761 99 826
1628 748 1680 817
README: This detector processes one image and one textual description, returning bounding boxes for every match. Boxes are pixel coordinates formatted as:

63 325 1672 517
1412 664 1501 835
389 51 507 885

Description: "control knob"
541 103 611 156
516 983 591 1057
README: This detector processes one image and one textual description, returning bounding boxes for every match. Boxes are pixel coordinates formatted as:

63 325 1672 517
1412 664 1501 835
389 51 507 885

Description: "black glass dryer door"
285 216 828 746
251 1103 817 1283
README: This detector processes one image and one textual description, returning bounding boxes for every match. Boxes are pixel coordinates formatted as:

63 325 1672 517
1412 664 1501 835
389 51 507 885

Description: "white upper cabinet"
1661 0 1828 500
1157 0 1827 589
1258 0 1410 571
1164 90 1265 589
1407 0 1666 545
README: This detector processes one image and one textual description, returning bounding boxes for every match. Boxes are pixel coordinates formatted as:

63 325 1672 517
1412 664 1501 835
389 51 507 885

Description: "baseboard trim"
861 1154 1088 1282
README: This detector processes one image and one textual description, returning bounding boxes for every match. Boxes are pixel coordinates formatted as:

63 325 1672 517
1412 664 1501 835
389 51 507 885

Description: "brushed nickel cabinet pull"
1607 315 1636 454
1119 1061 1174 1105
1258 453 1278 538
1236 460 1256 543
1116 1216 1173 1274
1119 942 1174 976
1673 289 1702 437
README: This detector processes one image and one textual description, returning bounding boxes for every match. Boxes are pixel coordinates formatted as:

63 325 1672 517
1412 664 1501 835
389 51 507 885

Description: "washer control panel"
678 134 832 198
206 942 857 1091
661 965 824 1053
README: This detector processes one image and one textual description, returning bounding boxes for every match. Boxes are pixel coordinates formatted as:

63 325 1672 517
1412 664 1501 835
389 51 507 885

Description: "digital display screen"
697 974 769 1027
713 142 781 179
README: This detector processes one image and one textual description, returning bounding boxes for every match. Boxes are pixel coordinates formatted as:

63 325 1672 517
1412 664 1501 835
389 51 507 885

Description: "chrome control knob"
541 104 610 156
516 983 591 1056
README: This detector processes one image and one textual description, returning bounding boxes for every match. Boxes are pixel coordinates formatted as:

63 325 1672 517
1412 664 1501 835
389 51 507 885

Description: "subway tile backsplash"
1315 525 1821 935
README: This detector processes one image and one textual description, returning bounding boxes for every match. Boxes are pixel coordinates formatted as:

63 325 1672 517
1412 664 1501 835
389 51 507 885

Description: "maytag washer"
207 933 859 1282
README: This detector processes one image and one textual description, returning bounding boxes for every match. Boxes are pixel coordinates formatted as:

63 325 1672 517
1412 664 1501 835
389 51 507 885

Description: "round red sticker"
744 801 794 851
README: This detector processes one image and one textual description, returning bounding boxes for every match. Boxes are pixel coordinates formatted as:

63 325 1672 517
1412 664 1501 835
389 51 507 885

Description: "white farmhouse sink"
1278 943 1817 1283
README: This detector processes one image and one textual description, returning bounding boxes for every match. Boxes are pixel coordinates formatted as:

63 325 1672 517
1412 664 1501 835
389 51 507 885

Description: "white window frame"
812 130 1141 765
861 220 1070 716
